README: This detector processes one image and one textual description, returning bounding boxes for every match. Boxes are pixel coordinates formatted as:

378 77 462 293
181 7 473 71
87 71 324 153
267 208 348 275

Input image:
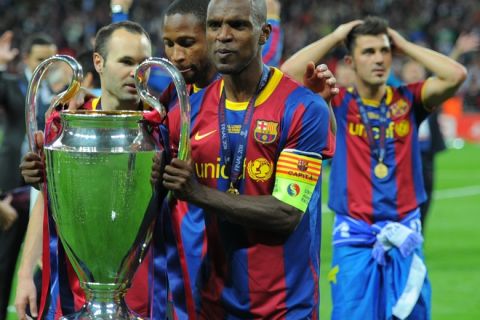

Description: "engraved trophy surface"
26 55 191 319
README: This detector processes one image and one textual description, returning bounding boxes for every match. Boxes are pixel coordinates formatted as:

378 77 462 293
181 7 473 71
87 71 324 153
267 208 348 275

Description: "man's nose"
374 51 385 64
217 24 233 42
172 46 186 63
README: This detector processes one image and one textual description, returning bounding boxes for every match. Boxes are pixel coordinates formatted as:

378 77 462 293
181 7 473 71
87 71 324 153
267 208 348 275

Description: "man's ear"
93 52 104 74
344 55 354 69
259 23 272 45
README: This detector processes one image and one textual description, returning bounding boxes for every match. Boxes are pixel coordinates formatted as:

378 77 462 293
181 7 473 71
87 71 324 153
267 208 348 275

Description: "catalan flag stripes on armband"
272 149 322 212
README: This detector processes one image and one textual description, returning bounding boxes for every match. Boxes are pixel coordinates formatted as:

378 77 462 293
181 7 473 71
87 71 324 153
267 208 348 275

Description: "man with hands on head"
282 16 467 320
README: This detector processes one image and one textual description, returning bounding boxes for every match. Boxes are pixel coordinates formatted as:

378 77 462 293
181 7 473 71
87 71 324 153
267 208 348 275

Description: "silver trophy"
26 55 191 319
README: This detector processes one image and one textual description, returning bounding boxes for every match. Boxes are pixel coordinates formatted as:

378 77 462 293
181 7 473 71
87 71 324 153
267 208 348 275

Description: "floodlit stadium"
1 0 479 319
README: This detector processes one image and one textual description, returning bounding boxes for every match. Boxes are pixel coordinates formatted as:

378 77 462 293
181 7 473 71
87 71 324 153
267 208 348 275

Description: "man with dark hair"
21 33 58 130
159 0 217 109
152 1 335 318
161 0 335 317
0 31 56 320
75 50 101 95
15 21 154 320
282 16 467 320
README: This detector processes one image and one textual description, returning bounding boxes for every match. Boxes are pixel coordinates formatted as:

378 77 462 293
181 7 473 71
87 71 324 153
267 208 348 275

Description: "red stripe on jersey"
170 200 197 318
66 259 84 311
39 190 51 319
126 253 151 317
247 240 288 318
199 217 227 319
262 24 280 64
309 261 319 320
54 296 62 319
346 99 373 222
394 117 416 220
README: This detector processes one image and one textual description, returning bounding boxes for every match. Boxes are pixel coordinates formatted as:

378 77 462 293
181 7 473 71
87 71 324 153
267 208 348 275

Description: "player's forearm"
403 41 467 87
190 184 302 235
17 195 43 278
281 33 340 83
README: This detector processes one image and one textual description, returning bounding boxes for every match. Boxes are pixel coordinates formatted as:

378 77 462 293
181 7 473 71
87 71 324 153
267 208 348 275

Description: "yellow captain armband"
272 149 323 212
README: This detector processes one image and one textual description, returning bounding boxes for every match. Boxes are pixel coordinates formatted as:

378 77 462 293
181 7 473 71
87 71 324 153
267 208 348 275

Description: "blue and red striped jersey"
262 17 284 67
166 67 334 319
329 84 429 224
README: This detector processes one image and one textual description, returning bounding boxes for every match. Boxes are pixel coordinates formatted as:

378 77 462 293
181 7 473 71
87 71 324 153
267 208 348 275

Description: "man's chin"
216 66 237 75
120 95 141 108
369 78 387 86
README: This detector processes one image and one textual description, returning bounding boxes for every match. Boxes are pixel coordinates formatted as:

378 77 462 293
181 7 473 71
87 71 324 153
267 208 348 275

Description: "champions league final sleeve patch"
273 149 322 212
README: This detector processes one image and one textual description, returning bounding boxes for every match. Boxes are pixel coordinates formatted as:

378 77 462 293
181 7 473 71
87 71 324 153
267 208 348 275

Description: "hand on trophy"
163 158 201 202
150 151 165 187
19 131 45 189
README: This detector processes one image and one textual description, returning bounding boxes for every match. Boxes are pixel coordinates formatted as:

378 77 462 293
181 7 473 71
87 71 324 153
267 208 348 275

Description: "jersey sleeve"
406 81 430 125
262 17 283 67
272 91 335 212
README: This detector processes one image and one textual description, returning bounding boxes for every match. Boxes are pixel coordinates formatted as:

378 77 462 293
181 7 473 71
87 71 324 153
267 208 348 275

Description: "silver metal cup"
135 57 191 160
26 55 191 319
45 110 159 319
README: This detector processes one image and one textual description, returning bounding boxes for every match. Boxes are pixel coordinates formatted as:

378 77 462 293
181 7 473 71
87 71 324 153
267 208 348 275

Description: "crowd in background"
0 0 479 111
0 0 479 318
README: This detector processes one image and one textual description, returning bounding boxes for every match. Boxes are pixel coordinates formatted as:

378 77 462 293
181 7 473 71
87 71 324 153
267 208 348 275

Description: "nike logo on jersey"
194 130 217 141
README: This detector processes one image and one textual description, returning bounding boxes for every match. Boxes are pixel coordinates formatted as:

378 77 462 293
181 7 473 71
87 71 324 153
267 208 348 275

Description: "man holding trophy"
16 21 159 320
161 0 335 318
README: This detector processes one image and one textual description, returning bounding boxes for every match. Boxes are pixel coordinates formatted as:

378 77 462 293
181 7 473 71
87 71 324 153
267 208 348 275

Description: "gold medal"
227 183 240 195
227 187 240 195
374 162 388 179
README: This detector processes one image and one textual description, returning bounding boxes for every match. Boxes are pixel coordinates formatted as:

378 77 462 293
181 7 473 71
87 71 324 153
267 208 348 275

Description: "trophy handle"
135 57 191 160
25 54 83 152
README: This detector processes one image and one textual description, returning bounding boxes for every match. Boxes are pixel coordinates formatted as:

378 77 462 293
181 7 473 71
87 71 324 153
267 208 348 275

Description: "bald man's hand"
303 62 339 103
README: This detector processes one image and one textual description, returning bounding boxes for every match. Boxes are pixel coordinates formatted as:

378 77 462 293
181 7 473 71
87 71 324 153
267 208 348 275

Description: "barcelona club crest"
254 120 278 144
297 160 309 172
389 99 409 118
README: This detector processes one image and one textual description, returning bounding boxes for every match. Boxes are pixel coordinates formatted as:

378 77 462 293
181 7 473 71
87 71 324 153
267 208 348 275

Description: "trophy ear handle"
25 55 83 153
134 57 191 161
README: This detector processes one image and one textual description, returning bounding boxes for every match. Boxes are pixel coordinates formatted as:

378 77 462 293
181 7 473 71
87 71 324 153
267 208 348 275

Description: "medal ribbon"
218 65 270 192
355 93 388 164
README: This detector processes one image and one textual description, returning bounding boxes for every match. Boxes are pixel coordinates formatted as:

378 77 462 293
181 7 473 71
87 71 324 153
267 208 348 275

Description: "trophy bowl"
45 110 159 319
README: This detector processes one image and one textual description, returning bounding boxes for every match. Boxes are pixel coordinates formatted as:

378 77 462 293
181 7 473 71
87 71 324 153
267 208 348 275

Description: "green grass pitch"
7 143 480 319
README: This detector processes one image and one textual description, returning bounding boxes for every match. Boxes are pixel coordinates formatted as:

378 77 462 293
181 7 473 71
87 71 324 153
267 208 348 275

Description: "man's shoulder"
272 69 325 106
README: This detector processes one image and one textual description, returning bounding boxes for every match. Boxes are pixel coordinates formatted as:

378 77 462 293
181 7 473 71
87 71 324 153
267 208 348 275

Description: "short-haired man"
282 16 467 319
0 31 57 320
15 21 153 320
162 0 335 317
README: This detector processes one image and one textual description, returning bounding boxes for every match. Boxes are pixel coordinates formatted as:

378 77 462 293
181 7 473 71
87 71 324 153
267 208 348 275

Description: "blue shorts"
330 245 431 320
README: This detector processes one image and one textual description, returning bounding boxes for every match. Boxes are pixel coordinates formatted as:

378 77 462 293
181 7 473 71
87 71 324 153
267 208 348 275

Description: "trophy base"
60 303 146 320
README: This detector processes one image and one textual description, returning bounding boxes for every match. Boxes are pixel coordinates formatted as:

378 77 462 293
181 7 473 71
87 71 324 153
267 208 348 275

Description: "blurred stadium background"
2 0 480 319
